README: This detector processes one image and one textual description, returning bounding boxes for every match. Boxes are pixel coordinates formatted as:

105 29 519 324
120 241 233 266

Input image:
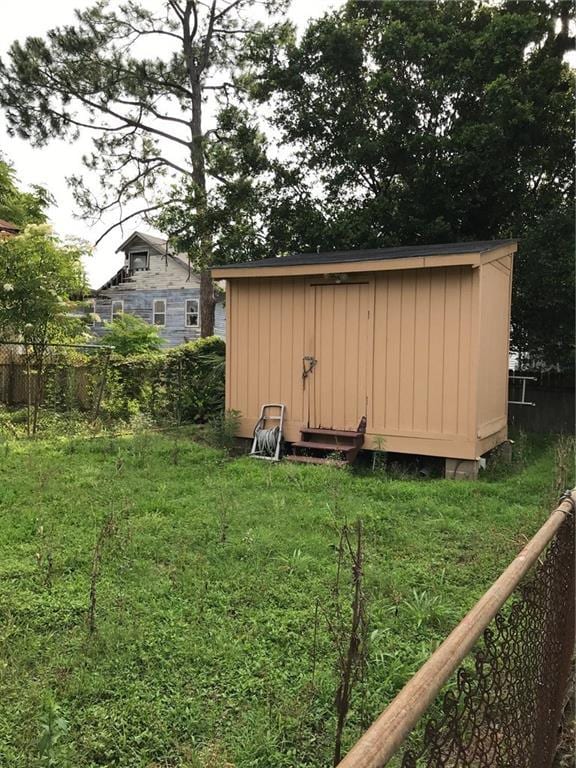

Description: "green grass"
0 431 561 767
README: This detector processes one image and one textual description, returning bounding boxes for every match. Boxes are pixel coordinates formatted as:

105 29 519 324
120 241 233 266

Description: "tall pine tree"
0 1 289 336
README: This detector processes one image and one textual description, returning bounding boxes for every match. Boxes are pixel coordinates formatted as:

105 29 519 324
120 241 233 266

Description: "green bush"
100 336 226 425
101 314 162 355
103 351 166 421
164 336 226 422
0 337 227 434
204 408 241 451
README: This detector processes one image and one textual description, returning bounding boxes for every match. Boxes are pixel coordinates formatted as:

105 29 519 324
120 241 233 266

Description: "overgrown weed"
204 409 241 452
0 430 560 767
37 694 69 767
554 434 575 493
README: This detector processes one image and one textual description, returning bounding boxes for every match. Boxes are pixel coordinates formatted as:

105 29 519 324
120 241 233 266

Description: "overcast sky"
0 0 343 287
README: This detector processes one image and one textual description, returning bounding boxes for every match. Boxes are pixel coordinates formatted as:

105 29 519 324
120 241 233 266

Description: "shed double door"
308 281 373 430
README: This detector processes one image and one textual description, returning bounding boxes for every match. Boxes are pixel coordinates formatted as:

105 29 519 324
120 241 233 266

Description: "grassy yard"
0 431 563 767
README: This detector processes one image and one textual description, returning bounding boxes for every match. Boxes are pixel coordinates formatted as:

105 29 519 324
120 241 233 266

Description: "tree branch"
94 202 178 246
203 81 245 92
214 0 244 23
207 168 235 188
213 27 252 35
87 97 191 148
167 0 185 22
135 155 192 176
189 0 199 43
200 0 218 72
96 57 196 100
30 104 137 135
117 21 184 42
112 97 192 127
94 163 166 216
36 64 193 149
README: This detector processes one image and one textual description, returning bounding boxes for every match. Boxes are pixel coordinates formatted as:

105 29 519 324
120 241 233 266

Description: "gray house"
91 232 225 347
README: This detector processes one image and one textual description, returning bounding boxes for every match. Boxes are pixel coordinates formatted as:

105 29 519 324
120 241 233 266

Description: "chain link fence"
339 492 576 768
0 336 225 438
399 505 574 768
0 341 112 437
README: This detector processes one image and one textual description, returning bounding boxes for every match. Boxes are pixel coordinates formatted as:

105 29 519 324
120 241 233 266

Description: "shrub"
164 336 226 423
102 351 165 421
0 336 227 434
100 337 226 425
101 314 162 355
204 408 241 451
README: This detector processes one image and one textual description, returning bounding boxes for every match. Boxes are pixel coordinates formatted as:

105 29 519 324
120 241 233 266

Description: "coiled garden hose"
254 426 281 457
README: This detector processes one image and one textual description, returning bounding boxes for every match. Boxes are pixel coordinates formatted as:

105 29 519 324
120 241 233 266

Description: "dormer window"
129 250 148 271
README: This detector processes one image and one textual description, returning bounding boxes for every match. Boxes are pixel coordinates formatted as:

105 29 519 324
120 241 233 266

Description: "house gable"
90 229 225 347
115 231 169 255
97 232 199 294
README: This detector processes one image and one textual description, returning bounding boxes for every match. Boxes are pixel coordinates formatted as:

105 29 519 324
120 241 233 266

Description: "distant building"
90 231 225 347
0 219 20 236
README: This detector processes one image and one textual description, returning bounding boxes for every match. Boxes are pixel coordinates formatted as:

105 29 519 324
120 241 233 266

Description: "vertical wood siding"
228 278 374 432
228 277 307 427
312 282 372 430
226 260 509 459
371 267 476 440
477 257 513 435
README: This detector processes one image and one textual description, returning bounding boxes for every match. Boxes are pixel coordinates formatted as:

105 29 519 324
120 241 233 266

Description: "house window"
87 299 96 327
111 300 124 320
153 299 166 326
129 250 148 271
185 298 199 327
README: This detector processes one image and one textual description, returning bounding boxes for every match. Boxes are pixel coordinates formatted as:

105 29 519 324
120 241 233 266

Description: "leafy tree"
251 0 574 368
0 224 89 345
102 314 162 356
154 104 273 265
0 0 289 337
0 225 89 434
0 155 52 227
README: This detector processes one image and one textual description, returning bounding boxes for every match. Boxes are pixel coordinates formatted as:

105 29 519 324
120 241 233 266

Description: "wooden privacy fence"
508 372 575 435
338 491 576 768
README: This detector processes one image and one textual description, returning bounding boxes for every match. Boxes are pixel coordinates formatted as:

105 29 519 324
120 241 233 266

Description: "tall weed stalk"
87 513 117 635
326 520 368 766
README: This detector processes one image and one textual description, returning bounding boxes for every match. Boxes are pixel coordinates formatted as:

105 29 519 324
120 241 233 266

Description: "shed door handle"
302 356 317 380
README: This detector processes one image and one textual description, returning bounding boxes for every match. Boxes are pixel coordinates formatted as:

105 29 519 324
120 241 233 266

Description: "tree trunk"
200 268 215 337
183 6 216 337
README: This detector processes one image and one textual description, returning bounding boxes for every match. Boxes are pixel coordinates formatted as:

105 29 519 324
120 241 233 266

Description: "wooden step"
285 455 347 467
289 418 366 467
292 440 357 453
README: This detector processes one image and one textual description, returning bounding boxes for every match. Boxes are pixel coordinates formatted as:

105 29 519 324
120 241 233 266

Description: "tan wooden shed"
212 240 517 477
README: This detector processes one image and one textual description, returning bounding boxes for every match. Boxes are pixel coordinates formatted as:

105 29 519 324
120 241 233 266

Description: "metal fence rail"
338 491 576 768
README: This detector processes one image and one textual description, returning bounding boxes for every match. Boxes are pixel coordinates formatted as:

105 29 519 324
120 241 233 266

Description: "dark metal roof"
216 240 517 270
